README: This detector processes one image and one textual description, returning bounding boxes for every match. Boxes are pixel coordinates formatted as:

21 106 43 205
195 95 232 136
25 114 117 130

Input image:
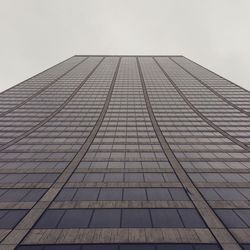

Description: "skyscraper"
0 55 249 250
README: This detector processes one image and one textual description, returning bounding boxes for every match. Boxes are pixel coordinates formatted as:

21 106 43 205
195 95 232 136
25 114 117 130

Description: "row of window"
0 152 76 161
175 151 250 160
0 188 46 202
0 173 59 184
189 173 250 183
0 161 68 169
199 188 250 200
215 209 250 228
77 161 171 169
83 151 166 161
181 161 250 170
34 208 206 229
55 187 189 201
170 144 241 150
69 173 178 183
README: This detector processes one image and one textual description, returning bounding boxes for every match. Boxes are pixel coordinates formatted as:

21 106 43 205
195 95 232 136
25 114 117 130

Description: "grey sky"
0 0 250 92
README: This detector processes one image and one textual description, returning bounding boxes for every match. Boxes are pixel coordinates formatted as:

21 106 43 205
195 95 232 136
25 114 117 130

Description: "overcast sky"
0 0 250 92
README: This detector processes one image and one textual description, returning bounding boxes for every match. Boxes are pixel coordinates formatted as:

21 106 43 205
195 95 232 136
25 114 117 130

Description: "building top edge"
74 55 183 57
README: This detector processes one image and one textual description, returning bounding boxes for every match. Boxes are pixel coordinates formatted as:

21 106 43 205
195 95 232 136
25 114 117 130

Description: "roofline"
74 55 183 57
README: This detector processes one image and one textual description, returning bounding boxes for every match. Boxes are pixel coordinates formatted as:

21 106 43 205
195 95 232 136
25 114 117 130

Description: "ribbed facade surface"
0 55 250 250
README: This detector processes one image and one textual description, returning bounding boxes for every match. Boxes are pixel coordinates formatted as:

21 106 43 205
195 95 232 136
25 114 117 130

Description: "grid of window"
0 56 85 114
0 57 103 147
81 57 171 169
0 55 249 249
137 56 250 249
172 56 250 114
155 57 250 146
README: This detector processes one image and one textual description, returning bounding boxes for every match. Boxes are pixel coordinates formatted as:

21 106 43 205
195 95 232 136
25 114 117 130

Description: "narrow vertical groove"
153 57 249 151
136 57 242 250
0 57 121 249
169 57 250 116
0 57 104 152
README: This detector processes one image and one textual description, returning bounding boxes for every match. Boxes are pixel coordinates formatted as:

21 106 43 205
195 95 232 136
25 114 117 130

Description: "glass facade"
0 55 249 250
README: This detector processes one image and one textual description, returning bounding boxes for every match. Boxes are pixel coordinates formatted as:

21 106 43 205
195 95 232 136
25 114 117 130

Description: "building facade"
0 55 249 250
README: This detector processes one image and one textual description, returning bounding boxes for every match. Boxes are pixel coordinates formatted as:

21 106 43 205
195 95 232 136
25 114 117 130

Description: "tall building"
0 55 249 250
